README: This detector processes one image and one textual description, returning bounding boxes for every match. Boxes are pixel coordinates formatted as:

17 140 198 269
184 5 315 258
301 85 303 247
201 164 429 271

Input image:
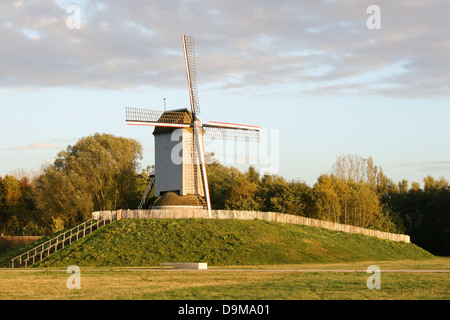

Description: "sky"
1 0 450 187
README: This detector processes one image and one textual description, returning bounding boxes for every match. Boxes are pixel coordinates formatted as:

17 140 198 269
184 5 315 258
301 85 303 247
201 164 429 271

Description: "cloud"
1 0 450 97
11 138 77 150
14 143 64 150
399 161 450 173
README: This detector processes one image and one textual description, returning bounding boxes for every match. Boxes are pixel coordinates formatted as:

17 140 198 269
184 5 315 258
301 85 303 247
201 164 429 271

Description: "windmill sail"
204 121 260 142
205 121 260 131
182 34 211 217
204 127 260 142
126 107 190 128
182 35 200 116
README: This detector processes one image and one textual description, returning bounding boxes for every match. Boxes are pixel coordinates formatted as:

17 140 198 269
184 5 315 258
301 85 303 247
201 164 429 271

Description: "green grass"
1 219 444 301
137 271 450 300
1 259 449 300
27 218 434 268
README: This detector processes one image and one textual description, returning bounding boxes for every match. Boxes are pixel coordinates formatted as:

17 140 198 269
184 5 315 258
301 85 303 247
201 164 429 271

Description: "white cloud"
15 143 64 150
399 161 450 173
0 0 449 97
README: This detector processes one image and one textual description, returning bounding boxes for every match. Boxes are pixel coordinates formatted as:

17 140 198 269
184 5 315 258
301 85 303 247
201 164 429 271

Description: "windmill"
126 35 260 217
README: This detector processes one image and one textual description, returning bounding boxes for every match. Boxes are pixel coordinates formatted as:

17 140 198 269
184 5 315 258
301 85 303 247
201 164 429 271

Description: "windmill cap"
152 108 202 135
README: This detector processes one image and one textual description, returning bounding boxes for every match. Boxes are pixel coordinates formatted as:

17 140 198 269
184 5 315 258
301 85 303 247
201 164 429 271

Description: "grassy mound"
32 218 433 268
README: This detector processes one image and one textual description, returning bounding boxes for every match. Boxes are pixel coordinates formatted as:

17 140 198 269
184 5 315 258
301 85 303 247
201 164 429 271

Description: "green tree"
207 157 233 209
392 176 450 256
34 133 143 231
225 174 260 211
283 180 315 217
34 166 93 230
258 174 289 212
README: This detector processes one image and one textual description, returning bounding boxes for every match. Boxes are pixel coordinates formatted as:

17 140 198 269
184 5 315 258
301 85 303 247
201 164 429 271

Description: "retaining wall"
92 208 410 243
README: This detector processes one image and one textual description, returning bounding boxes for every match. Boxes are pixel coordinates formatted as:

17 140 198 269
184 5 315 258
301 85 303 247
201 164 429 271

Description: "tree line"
0 134 448 255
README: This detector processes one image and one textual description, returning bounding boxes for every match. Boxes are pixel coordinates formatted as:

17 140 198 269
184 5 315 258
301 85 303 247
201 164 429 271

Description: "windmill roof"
152 108 197 135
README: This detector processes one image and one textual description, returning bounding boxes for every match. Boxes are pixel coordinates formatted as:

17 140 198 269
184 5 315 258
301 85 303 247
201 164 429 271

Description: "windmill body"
153 109 205 199
126 35 260 217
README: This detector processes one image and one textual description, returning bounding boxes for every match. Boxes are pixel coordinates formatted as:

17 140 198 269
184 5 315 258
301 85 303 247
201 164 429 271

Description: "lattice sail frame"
125 107 190 127
204 127 260 142
182 35 200 115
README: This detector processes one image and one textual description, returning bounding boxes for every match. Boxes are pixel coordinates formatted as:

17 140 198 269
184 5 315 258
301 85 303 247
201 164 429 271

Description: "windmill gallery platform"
92 209 411 243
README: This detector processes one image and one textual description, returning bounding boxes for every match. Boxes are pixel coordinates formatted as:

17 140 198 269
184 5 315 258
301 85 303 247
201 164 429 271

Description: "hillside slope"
33 218 434 267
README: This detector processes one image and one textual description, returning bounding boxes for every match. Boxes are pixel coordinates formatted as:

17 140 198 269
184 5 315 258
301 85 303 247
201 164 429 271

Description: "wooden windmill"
126 35 260 217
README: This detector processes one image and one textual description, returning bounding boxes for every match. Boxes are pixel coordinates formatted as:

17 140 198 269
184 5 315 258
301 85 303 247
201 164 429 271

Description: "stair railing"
11 214 114 268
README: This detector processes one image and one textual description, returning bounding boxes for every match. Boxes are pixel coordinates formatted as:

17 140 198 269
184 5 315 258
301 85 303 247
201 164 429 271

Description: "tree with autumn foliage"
313 155 402 232
0 175 39 235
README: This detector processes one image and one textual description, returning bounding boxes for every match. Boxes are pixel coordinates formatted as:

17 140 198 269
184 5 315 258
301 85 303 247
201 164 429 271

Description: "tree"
313 170 394 230
394 176 450 256
283 180 315 217
34 166 93 230
0 175 37 235
313 175 342 222
332 154 369 183
258 174 289 212
207 157 234 209
54 133 143 210
225 174 260 211
376 167 391 199
246 165 260 185
328 155 406 231
34 133 144 231
347 181 382 228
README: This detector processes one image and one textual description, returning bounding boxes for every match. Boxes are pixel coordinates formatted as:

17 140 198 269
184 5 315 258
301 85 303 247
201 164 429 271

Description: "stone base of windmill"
151 191 206 211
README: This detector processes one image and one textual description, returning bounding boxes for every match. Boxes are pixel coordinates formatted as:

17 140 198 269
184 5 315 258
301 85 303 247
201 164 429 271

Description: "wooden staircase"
11 215 114 268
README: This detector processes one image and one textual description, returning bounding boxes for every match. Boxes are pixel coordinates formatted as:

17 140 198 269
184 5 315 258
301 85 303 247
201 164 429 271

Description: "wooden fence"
92 208 410 243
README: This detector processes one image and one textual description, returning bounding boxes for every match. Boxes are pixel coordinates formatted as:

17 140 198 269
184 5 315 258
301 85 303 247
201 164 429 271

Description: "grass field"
1 259 449 300
1 218 447 301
